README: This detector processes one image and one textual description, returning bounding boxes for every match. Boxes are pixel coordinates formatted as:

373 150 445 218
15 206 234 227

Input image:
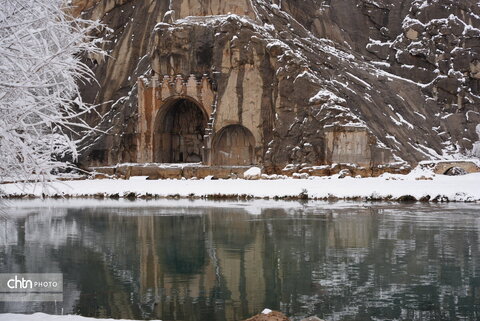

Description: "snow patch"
244 167 262 180
309 89 346 105
261 309 273 315
472 124 480 157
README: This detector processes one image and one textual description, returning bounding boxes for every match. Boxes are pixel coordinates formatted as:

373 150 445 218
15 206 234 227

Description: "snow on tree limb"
0 0 105 187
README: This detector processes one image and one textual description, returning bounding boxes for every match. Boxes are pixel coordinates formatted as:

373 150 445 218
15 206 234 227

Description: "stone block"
156 167 183 179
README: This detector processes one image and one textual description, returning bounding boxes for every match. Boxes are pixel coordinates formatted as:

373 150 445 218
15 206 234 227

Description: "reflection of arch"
157 216 207 275
213 125 255 165
153 98 207 163
211 210 255 250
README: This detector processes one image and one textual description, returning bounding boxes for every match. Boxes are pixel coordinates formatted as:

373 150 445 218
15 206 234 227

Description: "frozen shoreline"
1 170 479 202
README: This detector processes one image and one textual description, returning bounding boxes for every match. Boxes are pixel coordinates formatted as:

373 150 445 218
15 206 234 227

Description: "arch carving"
137 74 215 163
153 98 207 163
212 125 256 166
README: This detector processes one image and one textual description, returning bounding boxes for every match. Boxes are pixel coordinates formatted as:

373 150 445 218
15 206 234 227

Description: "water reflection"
0 201 479 321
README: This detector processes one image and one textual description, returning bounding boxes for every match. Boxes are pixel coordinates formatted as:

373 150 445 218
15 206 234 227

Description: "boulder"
244 167 262 180
243 310 290 321
338 169 352 179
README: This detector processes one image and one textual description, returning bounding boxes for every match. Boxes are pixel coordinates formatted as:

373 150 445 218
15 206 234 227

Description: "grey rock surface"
74 0 480 174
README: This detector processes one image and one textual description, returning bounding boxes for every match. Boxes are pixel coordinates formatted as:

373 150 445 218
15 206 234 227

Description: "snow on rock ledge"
244 167 262 180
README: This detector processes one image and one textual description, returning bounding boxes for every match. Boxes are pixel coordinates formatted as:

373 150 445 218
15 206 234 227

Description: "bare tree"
0 0 104 185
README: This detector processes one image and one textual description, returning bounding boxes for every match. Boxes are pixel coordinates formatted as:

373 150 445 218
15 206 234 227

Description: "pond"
0 199 479 321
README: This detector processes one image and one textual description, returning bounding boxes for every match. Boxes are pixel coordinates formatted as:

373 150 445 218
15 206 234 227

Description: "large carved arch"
212 124 256 165
137 74 215 163
153 97 207 163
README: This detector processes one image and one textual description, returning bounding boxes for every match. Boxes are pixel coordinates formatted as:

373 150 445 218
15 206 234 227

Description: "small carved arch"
443 166 467 176
212 124 256 165
153 97 208 163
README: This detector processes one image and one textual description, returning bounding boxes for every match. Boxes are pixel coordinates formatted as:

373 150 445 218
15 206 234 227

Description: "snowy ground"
0 314 160 321
1 168 479 202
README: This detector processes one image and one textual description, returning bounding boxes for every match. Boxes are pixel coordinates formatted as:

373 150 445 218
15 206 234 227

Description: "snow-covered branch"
0 0 105 186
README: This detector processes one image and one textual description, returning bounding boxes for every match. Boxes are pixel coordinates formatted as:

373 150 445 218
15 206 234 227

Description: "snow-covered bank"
2 171 479 202
0 313 159 321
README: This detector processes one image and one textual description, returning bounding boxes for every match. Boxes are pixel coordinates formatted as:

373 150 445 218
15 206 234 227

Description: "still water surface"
0 200 480 321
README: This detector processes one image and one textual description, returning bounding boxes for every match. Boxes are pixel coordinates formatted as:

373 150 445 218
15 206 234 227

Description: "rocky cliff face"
76 0 480 174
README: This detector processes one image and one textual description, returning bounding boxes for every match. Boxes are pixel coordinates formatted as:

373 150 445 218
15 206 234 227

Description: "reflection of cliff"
138 216 160 301
211 209 265 319
327 212 376 249
0 218 17 246
137 214 215 319
136 209 266 320
3 202 480 321
0 205 377 319
0 209 81 316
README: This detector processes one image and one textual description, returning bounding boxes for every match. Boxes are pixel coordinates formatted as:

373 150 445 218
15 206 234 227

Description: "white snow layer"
2 172 480 201
0 313 160 321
